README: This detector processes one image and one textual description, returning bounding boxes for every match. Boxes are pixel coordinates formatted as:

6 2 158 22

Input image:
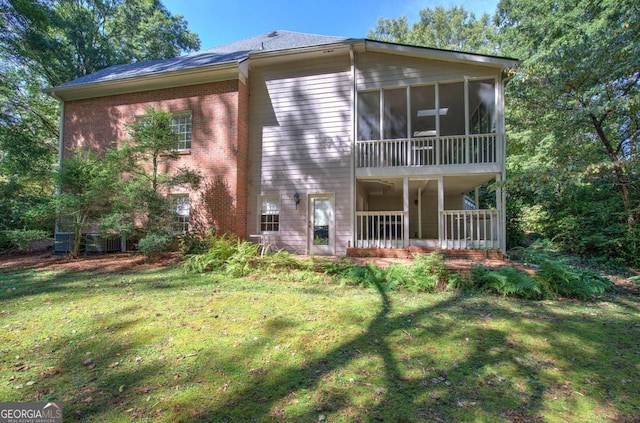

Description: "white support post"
495 173 506 252
417 186 423 240
464 78 470 165
438 175 444 249
435 82 440 165
403 176 410 248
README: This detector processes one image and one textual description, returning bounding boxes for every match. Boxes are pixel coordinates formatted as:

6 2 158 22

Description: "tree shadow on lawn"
193 285 640 422
0 264 213 302
7 275 639 422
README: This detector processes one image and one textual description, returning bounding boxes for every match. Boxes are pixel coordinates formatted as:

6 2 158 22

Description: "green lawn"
1 261 639 422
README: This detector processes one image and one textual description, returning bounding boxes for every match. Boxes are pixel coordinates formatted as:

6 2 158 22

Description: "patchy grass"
1 261 639 422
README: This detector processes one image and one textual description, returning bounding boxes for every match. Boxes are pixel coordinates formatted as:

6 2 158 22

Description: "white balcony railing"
356 134 497 169
355 211 407 248
441 209 500 250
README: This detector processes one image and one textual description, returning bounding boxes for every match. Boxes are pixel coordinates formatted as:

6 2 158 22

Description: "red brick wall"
63 80 247 237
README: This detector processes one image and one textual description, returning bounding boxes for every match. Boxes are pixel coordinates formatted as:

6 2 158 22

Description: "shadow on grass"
193 286 553 422
3 266 639 422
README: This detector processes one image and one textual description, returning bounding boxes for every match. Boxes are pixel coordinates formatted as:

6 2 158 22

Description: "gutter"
43 61 241 101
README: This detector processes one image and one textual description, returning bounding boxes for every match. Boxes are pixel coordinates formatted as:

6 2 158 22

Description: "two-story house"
45 30 518 256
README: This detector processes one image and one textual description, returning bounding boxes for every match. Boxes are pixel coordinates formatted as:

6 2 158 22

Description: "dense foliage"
0 0 200 250
497 0 640 266
368 2 639 267
367 5 498 54
182 234 613 300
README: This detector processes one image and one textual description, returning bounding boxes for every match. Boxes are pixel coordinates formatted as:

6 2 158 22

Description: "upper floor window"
171 113 192 151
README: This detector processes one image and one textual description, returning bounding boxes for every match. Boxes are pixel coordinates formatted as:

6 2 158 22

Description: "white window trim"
259 195 281 234
170 112 192 151
170 194 190 233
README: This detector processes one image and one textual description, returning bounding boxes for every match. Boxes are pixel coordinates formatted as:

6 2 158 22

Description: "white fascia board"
364 40 521 69
248 41 354 64
44 61 241 101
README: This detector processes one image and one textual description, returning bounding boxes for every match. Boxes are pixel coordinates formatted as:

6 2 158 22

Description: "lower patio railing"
441 209 500 250
354 210 501 250
355 211 407 248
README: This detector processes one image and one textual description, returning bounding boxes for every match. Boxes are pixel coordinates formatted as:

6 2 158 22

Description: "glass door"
308 194 335 255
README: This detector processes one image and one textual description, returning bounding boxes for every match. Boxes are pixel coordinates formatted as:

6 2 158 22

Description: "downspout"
49 91 65 235
349 44 356 251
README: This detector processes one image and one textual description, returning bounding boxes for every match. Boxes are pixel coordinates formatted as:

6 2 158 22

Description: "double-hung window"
259 195 280 233
170 195 190 233
171 113 192 151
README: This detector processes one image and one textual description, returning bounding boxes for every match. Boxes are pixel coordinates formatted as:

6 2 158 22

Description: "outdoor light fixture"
293 191 300 209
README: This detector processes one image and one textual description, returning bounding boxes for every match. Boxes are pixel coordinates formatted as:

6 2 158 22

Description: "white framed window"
259 195 280 233
170 194 190 233
171 113 192 151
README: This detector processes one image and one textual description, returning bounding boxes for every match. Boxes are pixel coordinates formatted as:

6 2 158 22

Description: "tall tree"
367 5 498 54
0 0 200 234
0 0 200 86
496 0 640 260
109 108 201 243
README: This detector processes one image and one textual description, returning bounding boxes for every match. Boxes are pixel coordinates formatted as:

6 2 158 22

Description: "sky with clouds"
161 0 500 50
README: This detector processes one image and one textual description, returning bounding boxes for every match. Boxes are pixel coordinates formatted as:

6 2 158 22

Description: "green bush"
137 232 174 257
178 227 213 255
471 265 542 299
536 259 613 300
183 234 268 276
0 229 50 253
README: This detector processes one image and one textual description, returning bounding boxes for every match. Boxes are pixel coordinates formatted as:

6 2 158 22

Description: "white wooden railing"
355 211 407 248
356 134 496 168
441 210 500 250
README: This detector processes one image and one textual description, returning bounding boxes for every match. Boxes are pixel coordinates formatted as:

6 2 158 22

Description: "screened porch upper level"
355 78 504 176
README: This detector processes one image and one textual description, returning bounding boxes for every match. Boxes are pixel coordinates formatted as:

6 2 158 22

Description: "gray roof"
58 30 348 88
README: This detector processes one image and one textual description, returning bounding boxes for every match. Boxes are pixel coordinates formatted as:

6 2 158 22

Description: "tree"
0 0 201 86
109 108 202 253
496 0 640 262
367 5 498 54
0 0 201 240
56 148 121 257
0 62 58 231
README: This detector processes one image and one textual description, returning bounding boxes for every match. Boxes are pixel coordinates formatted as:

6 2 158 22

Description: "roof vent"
267 31 278 37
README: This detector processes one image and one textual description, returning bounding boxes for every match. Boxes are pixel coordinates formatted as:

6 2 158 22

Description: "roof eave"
364 39 521 68
44 61 242 101
248 40 355 60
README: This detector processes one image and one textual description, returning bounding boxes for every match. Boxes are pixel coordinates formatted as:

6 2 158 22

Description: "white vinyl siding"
248 55 352 254
356 51 501 90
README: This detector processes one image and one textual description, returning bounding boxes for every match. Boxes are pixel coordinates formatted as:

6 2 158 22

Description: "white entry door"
308 194 335 255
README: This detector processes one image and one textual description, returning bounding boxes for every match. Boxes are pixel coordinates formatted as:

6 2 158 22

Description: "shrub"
178 227 213 255
137 232 174 257
0 229 50 253
536 259 613 300
471 265 541 299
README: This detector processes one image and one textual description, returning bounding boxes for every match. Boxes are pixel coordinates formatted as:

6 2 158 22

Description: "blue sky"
162 0 499 50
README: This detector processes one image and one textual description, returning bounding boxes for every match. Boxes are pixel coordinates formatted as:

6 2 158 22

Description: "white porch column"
495 173 506 252
437 175 444 248
403 176 410 248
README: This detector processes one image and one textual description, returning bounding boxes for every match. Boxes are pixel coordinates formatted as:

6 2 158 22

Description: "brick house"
45 30 519 256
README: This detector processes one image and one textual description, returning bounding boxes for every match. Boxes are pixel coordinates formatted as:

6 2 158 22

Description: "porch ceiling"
359 174 497 196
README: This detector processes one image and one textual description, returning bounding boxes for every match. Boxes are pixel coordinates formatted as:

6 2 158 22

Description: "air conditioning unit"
85 233 121 254
54 232 74 255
